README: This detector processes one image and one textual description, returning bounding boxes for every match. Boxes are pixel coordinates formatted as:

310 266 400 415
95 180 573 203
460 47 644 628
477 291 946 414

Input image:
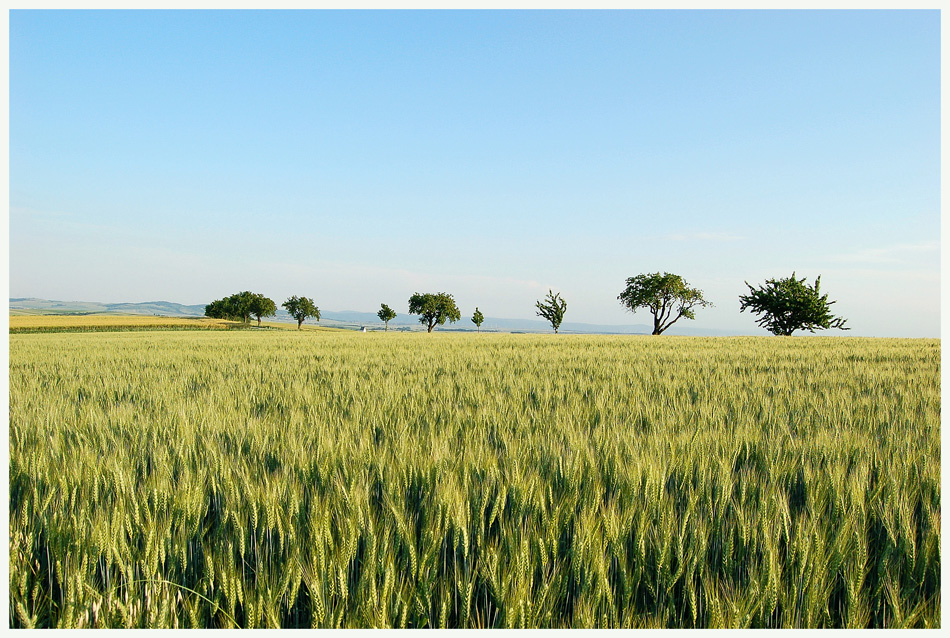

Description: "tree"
250 293 277 327
204 298 234 320
535 290 567 334
739 272 849 336
408 292 461 333
377 303 397 331
229 291 256 324
282 295 320 330
617 272 712 335
471 307 484 332
204 291 256 323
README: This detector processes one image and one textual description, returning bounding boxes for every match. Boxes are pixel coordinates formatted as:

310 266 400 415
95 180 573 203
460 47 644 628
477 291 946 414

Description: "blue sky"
8 9 940 336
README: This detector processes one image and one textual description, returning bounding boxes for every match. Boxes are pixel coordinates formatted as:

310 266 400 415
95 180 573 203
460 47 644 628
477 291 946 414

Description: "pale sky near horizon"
8 9 941 337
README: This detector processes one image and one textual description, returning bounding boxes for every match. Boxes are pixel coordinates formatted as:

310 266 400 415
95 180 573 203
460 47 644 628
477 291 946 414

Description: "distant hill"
10 298 207 317
9 298 740 335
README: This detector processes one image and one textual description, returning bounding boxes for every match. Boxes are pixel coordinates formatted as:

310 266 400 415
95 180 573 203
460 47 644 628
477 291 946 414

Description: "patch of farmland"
7 314 343 333
8 332 940 628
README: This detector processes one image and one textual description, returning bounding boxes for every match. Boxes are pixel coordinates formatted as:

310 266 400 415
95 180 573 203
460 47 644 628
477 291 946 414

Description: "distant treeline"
207 271 849 337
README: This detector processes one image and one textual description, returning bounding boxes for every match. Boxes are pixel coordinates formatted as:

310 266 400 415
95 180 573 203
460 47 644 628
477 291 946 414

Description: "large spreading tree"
408 292 461 333
535 290 567 334
282 295 320 330
739 272 848 336
618 272 712 335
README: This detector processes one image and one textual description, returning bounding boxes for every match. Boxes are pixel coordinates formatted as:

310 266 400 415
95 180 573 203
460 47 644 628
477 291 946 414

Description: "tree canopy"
204 298 233 321
282 295 320 330
471 307 484 332
377 303 397 330
205 291 262 324
617 272 712 335
250 294 277 327
739 273 848 336
535 290 567 334
408 292 461 333
228 291 256 324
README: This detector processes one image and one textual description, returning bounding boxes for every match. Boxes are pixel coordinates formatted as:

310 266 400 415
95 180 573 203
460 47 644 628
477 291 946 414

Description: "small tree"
250 293 277 327
472 307 484 332
408 292 461 333
282 295 320 330
535 290 567 334
617 272 712 335
739 272 848 336
377 303 397 331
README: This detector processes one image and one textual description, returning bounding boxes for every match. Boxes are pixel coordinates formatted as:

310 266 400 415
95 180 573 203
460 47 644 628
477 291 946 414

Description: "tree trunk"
257 317 261 327
297 319 303 330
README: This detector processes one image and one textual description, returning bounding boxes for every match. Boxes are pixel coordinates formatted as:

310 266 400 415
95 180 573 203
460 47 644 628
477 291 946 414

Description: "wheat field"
8 314 234 332
7 314 341 333
8 329 940 627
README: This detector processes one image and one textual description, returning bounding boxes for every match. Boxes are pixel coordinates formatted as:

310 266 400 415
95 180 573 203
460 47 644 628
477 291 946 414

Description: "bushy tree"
282 296 320 330
472 307 484 332
204 291 258 323
617 272 712 335
229 291 256 324
250 294 277 327
408 292 460 333
204 298 234 320
377 303 397 331
739 272 849 336
535 290 567 334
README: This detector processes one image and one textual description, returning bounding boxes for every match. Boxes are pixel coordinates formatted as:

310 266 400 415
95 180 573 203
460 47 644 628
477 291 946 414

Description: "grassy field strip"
7 314 340 333
9 314 229 330
8 331 940 627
